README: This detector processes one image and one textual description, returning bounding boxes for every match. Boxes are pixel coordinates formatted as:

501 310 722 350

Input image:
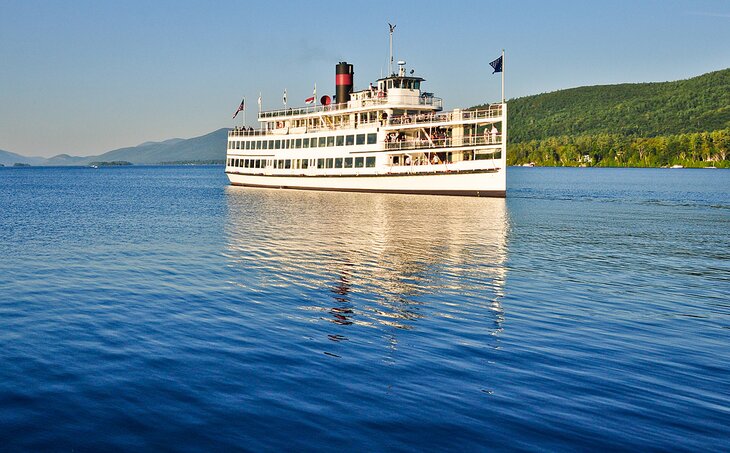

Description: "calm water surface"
0 166 728 450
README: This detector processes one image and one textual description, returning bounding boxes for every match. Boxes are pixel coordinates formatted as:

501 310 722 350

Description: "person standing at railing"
491 125 498 143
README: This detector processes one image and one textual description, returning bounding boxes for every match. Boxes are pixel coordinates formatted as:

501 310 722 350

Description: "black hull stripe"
229 182 506 198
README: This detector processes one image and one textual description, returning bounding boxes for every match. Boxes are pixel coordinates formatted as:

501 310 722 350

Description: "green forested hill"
505 68 730 142
475 68 730 167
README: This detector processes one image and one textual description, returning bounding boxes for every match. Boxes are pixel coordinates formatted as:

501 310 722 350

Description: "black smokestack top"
336 62 353 105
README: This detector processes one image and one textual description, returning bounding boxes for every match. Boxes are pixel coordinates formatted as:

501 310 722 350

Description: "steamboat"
225 55 506 197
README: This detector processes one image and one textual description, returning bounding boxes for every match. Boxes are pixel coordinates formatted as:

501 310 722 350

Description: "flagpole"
501 49 505 104
243 97 246 128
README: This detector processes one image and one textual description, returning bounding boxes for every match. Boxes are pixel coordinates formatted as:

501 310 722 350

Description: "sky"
1 0 728 157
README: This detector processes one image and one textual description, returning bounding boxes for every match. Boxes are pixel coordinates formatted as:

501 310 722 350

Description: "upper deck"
258 94 443 121
230 104 503 139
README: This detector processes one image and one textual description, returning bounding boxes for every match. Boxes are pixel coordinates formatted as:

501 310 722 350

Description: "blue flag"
490 55 503 74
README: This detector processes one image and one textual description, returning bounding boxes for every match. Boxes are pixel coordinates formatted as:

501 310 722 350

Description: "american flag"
232 98 245 119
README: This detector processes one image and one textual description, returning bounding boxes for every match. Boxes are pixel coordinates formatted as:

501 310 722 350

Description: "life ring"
277 121 283 128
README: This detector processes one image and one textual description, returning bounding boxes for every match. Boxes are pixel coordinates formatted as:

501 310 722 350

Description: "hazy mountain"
0 128 229 166
89 128 228 164
44 154 89 166
0 149 44 166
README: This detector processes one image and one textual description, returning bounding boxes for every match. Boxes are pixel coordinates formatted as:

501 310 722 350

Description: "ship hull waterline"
225 170 506 198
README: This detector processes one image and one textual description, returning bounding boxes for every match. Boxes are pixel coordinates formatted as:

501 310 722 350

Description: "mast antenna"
388 23 396 75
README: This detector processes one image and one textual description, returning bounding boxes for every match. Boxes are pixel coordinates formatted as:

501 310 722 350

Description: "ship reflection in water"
224 187 509 356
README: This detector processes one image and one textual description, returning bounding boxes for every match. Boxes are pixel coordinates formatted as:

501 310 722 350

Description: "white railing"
385 134 502 151
386 105 502 127
229 127 267 137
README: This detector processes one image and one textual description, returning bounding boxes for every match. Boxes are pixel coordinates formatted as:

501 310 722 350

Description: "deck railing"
386 105 502 127
231 104 504 138
384 134 502 151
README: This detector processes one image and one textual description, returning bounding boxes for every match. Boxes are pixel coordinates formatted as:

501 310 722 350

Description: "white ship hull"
227 166 505 197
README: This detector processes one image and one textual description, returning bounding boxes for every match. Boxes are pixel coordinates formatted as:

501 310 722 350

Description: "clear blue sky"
1 0 728 157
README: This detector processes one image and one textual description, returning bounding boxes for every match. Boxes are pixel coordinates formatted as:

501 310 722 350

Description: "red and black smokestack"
336 62 353 105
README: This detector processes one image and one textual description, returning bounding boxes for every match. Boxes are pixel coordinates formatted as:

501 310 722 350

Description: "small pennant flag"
232 98 245 119
283 88 287 106
490 55 503 74
257 93 262 110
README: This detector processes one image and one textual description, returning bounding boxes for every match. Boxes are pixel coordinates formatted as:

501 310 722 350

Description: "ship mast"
388 23 396 76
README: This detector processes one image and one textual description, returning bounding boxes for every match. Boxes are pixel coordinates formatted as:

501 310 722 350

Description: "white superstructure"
226 60 506 197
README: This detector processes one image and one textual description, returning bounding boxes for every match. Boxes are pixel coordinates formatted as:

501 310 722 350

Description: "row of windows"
228 156 377 170
228 133 377 151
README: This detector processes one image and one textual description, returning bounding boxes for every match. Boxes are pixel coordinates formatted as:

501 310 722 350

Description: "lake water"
1 165 728 450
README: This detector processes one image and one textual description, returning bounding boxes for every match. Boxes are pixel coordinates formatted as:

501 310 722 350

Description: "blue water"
1 165 728 450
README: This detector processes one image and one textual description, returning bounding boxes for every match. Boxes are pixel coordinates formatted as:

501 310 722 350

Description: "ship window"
366 156 375 167
345 135 354 146
310 137 318 148
326 136 334 147
356 134 365 145
319 137 326 147
302 138 309 148
296 138 302 148
367 133 376 144
268 140 274 149
275 140 281 149
317 158 324 169
414 81 420 90
335 157 343 168
387 80 393 89
344 157 353 168
285 159 291 169
355 157 364 168
326 158 333 168
336 135 344 146
302 159 308 169
263 141 269 150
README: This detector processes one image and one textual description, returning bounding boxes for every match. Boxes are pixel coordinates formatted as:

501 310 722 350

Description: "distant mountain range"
0 128 228 167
